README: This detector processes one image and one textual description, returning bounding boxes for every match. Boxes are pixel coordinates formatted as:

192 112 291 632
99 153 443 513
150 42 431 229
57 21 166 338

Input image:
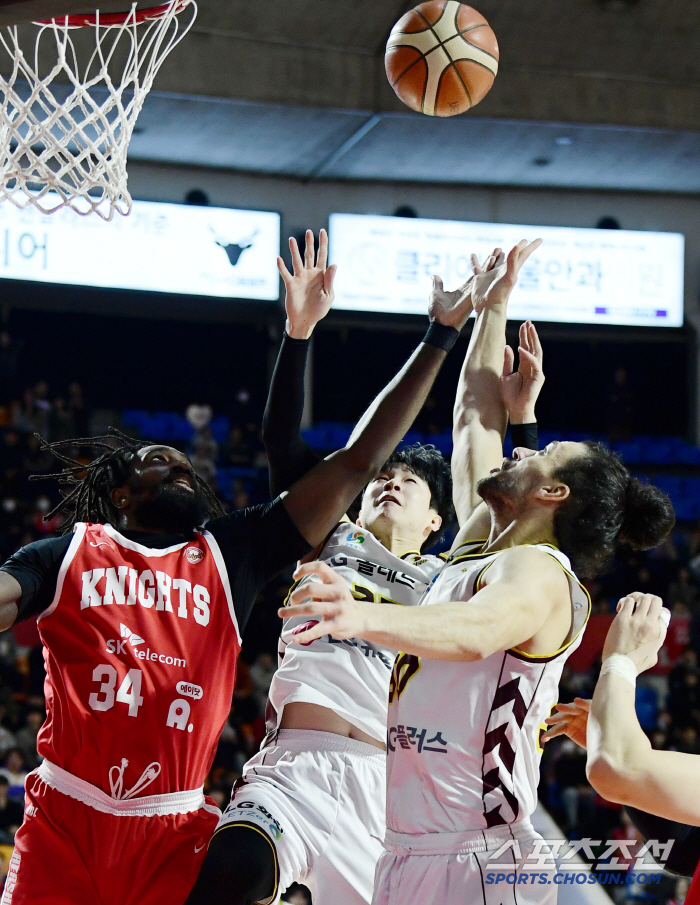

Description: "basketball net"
0 0 197 220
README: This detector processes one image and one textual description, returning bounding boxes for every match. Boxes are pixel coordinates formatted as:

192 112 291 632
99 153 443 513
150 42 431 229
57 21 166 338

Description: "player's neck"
486 510 558 552
364 521 425 558
116 514 188 536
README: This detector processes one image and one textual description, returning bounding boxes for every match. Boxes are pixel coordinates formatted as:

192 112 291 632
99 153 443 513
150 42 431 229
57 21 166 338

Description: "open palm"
500 320 544 423
278 228 337 339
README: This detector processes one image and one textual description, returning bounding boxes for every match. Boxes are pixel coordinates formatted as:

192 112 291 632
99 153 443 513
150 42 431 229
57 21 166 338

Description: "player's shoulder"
490 544 572 586
7 532 72 563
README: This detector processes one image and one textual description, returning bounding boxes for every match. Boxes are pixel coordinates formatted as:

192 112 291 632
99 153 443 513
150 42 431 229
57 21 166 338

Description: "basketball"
385 0 499 117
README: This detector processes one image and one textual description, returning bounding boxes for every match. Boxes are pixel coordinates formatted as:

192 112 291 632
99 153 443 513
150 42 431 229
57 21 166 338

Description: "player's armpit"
449 501 491 554
0 571 21 631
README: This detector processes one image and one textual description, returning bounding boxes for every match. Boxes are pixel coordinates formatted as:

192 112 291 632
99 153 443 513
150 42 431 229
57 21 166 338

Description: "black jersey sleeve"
0 534 72 623
206 497 311 632
624 807 700 877
262 332 322 498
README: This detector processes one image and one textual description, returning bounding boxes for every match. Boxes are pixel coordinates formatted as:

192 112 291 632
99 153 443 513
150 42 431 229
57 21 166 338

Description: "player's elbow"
338 445 386 482
0 603 17 633
586 753 637 805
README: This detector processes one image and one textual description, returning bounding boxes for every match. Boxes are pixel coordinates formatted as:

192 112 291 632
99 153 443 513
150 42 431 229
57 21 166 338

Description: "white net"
0 0 196 219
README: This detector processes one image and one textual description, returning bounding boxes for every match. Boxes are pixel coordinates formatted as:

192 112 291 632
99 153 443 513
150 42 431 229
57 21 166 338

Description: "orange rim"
36 0 191 27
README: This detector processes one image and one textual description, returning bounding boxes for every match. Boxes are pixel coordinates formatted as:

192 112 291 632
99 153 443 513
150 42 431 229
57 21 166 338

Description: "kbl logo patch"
346 531 365 548
185 547 205 565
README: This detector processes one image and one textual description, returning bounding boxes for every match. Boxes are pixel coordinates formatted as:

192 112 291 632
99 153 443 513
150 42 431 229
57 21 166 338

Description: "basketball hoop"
0 0 197 219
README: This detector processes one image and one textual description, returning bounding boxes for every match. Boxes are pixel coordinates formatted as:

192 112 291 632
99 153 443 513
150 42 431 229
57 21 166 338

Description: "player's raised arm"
450 240 542 534
584 595 700 825
262 229 333 496
280 281 472 548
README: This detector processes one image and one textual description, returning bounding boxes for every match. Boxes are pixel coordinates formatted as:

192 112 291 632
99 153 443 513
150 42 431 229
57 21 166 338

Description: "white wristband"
600 653 637 687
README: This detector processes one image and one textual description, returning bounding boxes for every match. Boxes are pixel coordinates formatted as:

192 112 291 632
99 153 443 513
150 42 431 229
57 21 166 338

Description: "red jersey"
36 522 241 798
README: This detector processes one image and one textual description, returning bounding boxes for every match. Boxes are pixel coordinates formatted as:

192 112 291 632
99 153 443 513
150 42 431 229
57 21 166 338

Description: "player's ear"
534 482 570 504
426 512 442 537
111 486 130 510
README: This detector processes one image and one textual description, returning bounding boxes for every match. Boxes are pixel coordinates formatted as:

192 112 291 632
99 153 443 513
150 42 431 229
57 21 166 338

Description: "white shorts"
373 819 557 905
217 729 386 905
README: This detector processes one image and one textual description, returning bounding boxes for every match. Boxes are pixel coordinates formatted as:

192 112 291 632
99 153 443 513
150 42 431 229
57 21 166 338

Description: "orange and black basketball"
385 0 499 117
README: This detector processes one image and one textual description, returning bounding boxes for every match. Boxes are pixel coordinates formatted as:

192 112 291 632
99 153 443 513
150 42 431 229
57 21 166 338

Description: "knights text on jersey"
385 542 591 834
36 522 242 798
266 523 444 743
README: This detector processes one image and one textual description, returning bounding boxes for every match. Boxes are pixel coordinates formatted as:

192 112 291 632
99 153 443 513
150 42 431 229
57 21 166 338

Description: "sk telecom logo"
120 623 144 647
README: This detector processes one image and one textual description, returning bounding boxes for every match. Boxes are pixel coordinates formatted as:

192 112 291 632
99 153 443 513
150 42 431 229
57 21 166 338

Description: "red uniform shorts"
2 771 220 905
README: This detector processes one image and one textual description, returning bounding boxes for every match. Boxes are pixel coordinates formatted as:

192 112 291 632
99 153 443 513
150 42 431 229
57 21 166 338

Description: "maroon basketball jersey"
36 522 241 798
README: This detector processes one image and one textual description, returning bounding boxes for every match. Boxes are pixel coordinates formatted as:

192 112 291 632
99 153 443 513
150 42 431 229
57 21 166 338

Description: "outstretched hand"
278 228 337 340
471 239 542 315
280 561 373 644
501 320 544 425
541 698 591 749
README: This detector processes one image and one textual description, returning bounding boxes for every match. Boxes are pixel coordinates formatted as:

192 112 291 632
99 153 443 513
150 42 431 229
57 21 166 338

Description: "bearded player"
0 231 474 905
187 233 544 905
282 240 676 905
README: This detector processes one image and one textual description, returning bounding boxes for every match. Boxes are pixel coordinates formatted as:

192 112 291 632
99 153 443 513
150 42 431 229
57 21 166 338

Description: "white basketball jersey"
385 541 590 834
265 522 444 744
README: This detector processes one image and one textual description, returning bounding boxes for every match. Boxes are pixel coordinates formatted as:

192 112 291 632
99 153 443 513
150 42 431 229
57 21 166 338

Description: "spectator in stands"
677 725 700 755
668 667 700 730
21 434 52 477
221 426 254 468
67 381 89 437
250 651 276 712
0 333 20 404
554 739 596 836
0 707 15 761
29 495 63 536
0 431 23 489
669 566 700 616
47 398 74 443
233 486 250 511
190 447 217 486
606 365 637 441
191 425 218 463
15 710 42 771
32 381 51 437
0 776 22 843
0 748 27 794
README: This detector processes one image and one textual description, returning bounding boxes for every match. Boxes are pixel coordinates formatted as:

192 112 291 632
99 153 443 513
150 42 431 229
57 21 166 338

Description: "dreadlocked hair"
30 428 225 535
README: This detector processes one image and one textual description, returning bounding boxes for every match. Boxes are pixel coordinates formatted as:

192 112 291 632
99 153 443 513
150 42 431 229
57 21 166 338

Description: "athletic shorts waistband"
274 729 386 763
384 819 539 856
35 760 208 817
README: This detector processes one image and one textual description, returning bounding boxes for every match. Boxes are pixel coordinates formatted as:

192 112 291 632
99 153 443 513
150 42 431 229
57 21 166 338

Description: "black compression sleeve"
0 534 72 622
183 823 276 905
262 332 322 498
624 807 700 877
207 498 311 632
510 422 538 451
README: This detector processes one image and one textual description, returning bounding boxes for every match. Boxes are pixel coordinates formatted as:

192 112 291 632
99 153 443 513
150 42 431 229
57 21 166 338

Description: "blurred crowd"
0 327 695 905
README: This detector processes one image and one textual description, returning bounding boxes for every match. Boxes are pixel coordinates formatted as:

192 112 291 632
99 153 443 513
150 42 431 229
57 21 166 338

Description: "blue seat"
635 685 658 731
